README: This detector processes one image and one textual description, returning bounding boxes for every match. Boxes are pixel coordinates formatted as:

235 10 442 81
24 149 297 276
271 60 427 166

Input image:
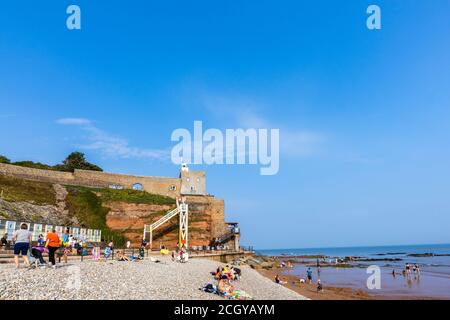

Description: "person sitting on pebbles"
116 250 129 261
218 275 235 297
275 274 287 285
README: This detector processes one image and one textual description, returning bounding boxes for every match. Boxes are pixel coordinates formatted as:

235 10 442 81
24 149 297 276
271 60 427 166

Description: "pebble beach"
0 257 307 300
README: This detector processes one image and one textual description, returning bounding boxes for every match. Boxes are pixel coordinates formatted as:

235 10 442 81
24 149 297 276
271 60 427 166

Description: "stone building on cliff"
0 162 240 250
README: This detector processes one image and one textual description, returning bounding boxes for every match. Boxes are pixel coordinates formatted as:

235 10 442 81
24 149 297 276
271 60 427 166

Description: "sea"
257 244 450 299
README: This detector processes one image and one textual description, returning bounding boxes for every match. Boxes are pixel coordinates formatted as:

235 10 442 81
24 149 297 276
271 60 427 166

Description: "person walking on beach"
12 223 32 268
307 267 313 284
45 228 61 269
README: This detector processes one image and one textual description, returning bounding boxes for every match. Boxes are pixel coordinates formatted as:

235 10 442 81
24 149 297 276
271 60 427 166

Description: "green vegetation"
0 212 10 218
0 174 56 205
64 186 175 246
54 152 103 172
70 186 176 205
12 161 54 170
0 155 11 164
65 186 127 246
0 151 103 172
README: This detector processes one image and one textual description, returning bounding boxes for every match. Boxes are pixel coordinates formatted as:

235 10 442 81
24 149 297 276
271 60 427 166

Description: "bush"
0 155 11 164
1 152 102 173
12 161 54 170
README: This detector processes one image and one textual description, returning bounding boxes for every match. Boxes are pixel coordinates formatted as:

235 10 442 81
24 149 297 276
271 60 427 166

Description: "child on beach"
104 246 112 260
307 267 313 284
317 280 323 293
63 245 71 263
91 246 101 261
37 234 45 247
31 245 48 266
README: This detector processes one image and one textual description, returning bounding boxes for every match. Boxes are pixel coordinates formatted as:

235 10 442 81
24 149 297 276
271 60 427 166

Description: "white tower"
181 162 189 172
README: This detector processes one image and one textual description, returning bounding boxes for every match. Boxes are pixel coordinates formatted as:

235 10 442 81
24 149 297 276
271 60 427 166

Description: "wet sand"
257 268 443 300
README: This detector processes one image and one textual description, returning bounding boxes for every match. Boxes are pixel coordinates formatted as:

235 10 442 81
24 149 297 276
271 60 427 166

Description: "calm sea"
257 244 450 299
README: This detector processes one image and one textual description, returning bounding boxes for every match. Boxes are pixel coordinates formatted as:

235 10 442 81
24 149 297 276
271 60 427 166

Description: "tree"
55 152 103 172
0 155 11 164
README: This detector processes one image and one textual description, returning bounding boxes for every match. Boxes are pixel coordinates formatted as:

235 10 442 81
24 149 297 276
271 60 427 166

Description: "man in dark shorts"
307 267 313 284
13 223 32 268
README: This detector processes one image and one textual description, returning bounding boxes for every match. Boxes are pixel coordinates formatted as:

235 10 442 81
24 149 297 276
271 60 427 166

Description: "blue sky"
1 1 450 249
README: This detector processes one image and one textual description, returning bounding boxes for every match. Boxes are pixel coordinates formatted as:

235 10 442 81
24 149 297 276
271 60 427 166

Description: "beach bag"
202 283 217 293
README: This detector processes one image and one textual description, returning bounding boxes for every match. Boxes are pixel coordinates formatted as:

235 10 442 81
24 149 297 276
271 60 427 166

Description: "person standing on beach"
45 228 60 269
12 223 32 268
307 267 313 284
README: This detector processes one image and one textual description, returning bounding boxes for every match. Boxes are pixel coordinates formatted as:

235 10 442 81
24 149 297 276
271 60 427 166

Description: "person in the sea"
405 263 411 276
392 269 396 277
307 267 313 284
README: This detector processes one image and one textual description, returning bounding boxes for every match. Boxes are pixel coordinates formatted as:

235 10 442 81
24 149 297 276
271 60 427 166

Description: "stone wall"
0 163 180 197
180 170 206 195
0 163 74 185
72 170 181 198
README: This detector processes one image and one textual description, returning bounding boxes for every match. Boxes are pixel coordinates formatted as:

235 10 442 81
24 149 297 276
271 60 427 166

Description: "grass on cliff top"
65 186 127 246
0 175 56 205
68 186 176 205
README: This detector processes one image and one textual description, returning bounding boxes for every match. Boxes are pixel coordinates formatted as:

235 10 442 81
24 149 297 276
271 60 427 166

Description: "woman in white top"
12 223 32 268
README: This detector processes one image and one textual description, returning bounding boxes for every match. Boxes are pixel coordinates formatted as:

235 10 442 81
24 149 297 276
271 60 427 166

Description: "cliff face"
0 198 80 226
104 195 228 248
0 173 228 248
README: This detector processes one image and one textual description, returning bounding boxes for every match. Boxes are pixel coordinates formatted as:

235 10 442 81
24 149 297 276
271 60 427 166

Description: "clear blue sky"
1 1 449 249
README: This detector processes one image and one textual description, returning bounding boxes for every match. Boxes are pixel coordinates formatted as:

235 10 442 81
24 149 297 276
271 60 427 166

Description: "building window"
132 183 144 191
186 177 190 182
196 178 200 182
169 185 177 191
190 186 196 192
109 184 124 190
